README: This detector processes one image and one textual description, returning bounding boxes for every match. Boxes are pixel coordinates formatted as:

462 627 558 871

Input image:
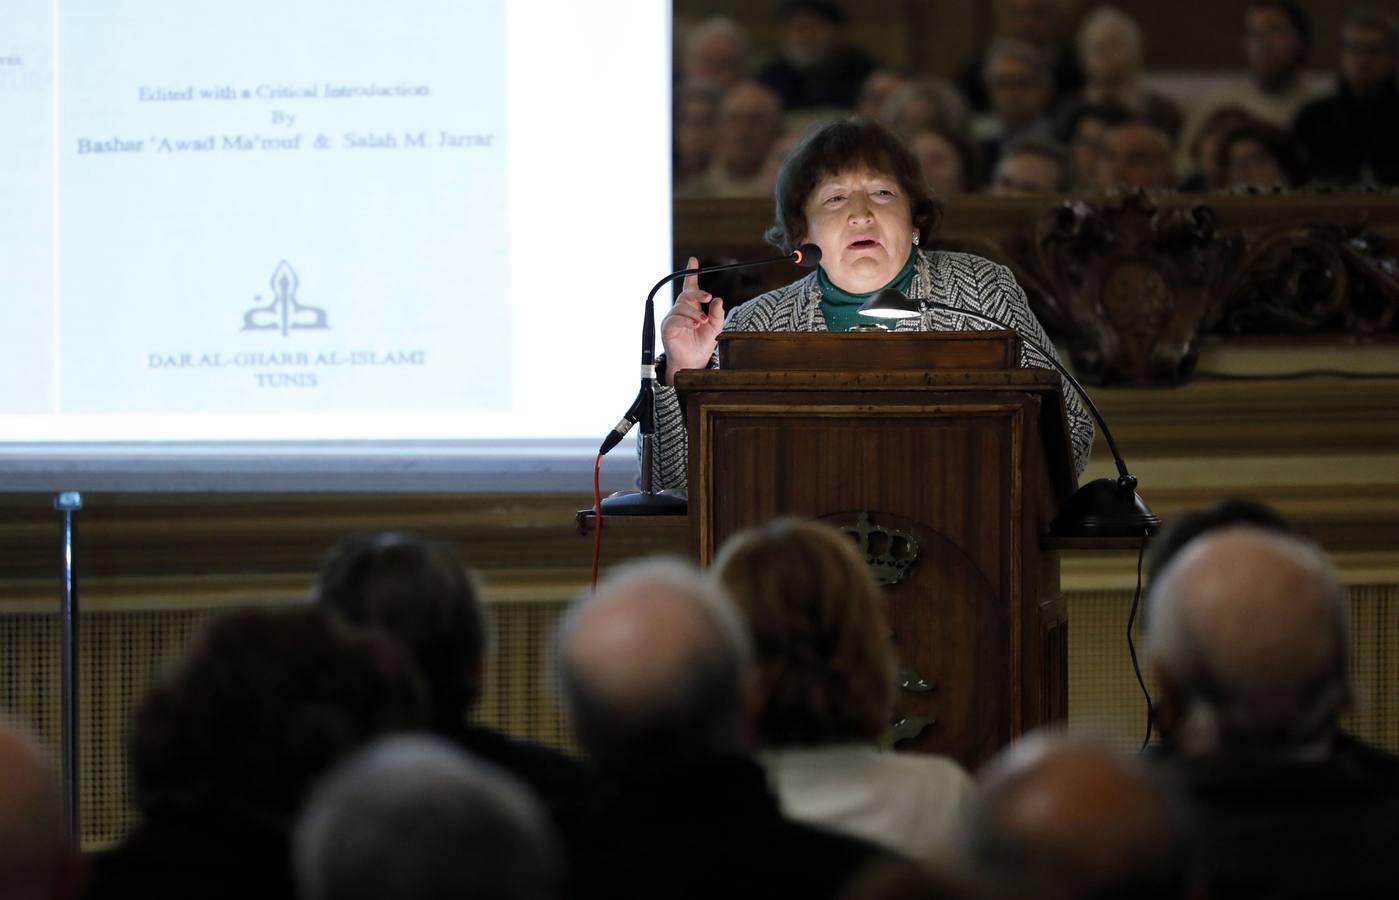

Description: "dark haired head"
765 117 942 254
1146 498 1295 594
1216 122 1309 188
317 533 489 732
779 0 847 25
1054 99 1132 144
1248 1 1313 51
130 606 427 827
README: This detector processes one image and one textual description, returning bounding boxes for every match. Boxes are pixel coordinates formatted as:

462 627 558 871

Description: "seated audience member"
990 137 1069 193
757 1 878 111
686 80 784 197
1075 6 1183 140
294 736 562 900
1056 99 1131 189
1217 121 1308 189
880 78 973 140
979 39 1059 172
963 734 1196 900
1099 118 1176 191
910 125 983 196
1179 105 1264 191
1144 496 1296 593
0 722 80 900
1145 527 1399 898
957 0 1086 112
681 16 751 94
711 519 973 865
674 83 721 188
84 607 426 900
316 533 598 839
558 558 894 900
1294 8 1399 186
1187 1 1325 150
857 68 909 120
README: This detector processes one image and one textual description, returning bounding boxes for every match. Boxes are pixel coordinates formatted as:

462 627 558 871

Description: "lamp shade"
858 289 921 320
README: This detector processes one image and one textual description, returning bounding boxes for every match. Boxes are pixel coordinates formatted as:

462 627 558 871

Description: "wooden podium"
675 331 1078 768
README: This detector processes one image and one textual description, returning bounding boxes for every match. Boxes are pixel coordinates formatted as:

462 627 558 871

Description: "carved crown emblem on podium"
838 512 920 585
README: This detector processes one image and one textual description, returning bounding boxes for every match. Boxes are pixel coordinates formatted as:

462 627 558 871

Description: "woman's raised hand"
659 256 725 385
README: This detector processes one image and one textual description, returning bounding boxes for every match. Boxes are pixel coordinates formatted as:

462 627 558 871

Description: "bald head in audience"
966 735 1192 900
294 736 561 900
558 559 753 770
1146 527 1350 758
0 723 79 900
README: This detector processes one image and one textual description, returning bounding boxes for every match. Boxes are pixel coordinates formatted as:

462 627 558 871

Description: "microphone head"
791 243 822 268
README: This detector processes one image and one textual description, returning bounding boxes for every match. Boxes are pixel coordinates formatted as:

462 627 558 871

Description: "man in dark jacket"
1293 8 1399 185
1145 525 1399 899
557 559 895 900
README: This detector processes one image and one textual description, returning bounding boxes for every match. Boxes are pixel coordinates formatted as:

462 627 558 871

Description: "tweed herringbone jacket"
647 249 1094 489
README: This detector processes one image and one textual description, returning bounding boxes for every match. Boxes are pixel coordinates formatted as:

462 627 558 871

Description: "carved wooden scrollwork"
1004 192 1243 386
1216 223 1399 336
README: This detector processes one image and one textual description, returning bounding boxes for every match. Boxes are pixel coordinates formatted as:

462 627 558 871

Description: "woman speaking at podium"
650 117 1093 489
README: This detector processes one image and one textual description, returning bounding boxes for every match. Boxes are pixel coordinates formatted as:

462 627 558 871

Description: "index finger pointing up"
682 256 700 294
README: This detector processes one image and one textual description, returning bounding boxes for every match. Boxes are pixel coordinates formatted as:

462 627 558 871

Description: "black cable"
1192 369 1399 382
1126 534 1154 751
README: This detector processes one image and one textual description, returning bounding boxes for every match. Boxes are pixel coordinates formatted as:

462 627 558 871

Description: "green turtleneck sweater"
817 249 918 332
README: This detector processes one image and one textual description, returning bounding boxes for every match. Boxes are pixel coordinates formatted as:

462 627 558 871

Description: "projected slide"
56 0 507 415
0 0 670 453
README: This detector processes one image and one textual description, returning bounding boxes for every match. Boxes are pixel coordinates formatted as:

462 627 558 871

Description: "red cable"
590 452 604 591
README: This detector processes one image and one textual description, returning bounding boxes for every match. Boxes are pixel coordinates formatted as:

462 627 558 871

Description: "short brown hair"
765 117 943 254
712 518 895 746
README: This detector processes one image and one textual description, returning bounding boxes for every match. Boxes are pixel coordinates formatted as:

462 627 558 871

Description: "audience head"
130 606 426 829
910 125 981 196
765 117 942 260
0 722 78 900
1217 122 1308 189
997 0 1063 48
992 137 1069 193
557 558 754 771
1146 527 1351 759
1057 100 1131 189
317 532 489 733
295 736 561 900
880 78 971 140
984 39 1054 134
676 83 722 182
857 68 908 120
683 16 751 93
1078 7 1145 90
714 81 784 181
965 734 1193 900
712 518 895 749
1244 1 1312 90
1187 105 1263 190
1339 7 1399 97
1100 119 1175 190
1145 496 1296 593
778 1 851 71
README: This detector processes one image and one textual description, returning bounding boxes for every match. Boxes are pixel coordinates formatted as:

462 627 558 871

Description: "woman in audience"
83 607 427 900
649 116 1094 489
1074 6 1182 140
712 518 974 865
908 125 982 195
878 77 972 140
1180 105 1261 192
1216 121 1308 190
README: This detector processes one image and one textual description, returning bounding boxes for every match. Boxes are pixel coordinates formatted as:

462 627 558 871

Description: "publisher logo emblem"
242 261 329 336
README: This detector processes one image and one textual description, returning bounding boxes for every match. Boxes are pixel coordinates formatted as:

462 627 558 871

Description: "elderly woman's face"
801 167 915 294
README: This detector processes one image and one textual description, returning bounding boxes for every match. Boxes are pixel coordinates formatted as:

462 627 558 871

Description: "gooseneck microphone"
596 244 822 459
595 244 822 514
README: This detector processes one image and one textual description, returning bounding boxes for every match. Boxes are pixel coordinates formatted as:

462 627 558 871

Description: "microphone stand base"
597 489 689 516
1049 478 1161 539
